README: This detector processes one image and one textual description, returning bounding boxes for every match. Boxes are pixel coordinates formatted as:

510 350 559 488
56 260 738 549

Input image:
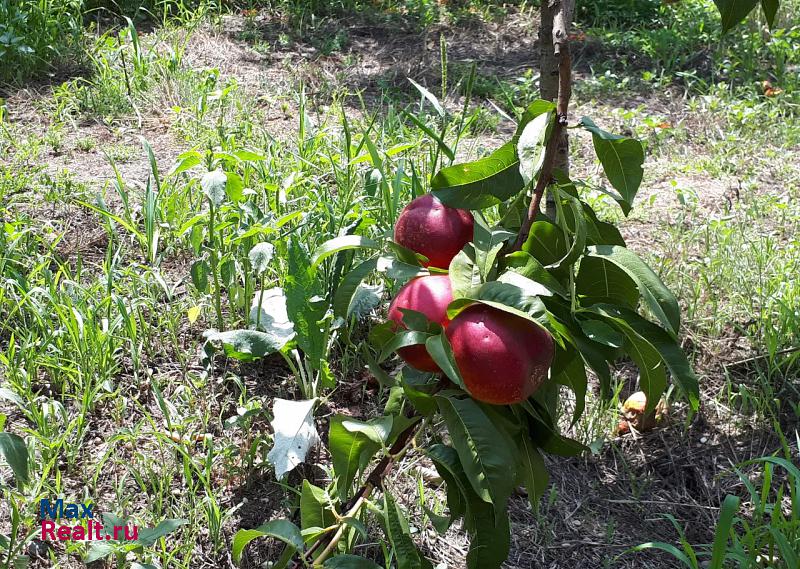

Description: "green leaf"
136 518 188 547
85 542 114 563
435 394 517 514
190 260 210 293
472 219 515 281
300 481 335 541
517 111 554 184
384 492 423 569
447 281 548 325
329 416 382 500
577 255 639 311
231 519 303 564
514 100 557 141
402 111 454 161
627 542 696 568
501 251 569 298
426 444 469 521
584 305 667 413
248 242 275 274
0 432 28 484
312 235 380 267
431 142 526 210
201 170 227 206
448 246 481 299
586 245 680 336
552 345 587 426
604 305 700 411
713 0 760 32
709 495 741 569
523 220 569 268
286 238 326 364
379 329 432 363
464 499 510 569
334 258 379 319
578 318 624 348
517 435 549 510
207 328 294 361
552 191 588 269
579 118 644 215
424 333 466 390
324 555 383 569
522 400 588 456
761 0 779 27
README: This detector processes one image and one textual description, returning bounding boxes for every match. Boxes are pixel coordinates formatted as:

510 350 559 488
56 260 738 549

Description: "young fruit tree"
227 1 782 566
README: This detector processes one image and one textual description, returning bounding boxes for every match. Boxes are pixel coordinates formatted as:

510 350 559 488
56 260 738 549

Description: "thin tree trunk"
539 0 573 216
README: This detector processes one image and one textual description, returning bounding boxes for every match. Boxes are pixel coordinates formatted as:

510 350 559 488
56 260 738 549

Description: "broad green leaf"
424 333 466 390
201 170 227 206
85 542 114 563
761 0 779 27
248 242 275 274
136 518 188 547
576 256 639 309
431 142 526 210
551 191 587 269
190 260 210 293
517 435 549 510
379 329 432 363
300 481 335 539
324 555 382 569
169 151 202 176
586 245 680 336
341 416 393 446
517 111 554 184
446 281 548 325
435 394 517 514
577 318 624 348
713 0 760 32
329 415 382 500
384 492 423 569
426 444 509 569
496 271 552 298
604 305 700 411
449 246 481 299
312 235 380 267
207 328 294 361
472 219 514 281
286 238 326 364
334 258 379 319
552 345 587 425
0 432 28 484
501 251 569 298
523 220 569 268
426 444 469 521
579 117 644 214
583 306 667 413
522 400 588 457
514 100 557 141
231 519 303 564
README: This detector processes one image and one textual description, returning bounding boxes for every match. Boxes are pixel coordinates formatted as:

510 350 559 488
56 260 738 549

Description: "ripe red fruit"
387 274 453 372
446 304 554 405
393 193 474 269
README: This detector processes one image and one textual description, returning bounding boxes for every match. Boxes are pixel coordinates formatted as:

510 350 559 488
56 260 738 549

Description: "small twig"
290 406 433 568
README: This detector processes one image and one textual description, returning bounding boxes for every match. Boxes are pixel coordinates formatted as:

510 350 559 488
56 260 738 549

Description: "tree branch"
289 402 433 568
512 0 573 252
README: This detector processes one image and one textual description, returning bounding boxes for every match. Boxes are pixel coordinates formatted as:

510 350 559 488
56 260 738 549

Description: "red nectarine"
394 193 474 269
387 274 453 372
446 304 554 405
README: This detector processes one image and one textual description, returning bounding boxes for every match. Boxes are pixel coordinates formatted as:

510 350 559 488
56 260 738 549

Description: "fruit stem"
512 17 572 252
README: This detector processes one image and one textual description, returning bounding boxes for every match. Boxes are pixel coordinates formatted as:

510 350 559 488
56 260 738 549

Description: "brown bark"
539 0 573 216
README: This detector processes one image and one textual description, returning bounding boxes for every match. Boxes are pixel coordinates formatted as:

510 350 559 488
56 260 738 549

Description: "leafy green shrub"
0 0 84 83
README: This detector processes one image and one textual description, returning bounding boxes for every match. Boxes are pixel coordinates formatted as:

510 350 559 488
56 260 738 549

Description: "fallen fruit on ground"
393 193 474 269
387 274 454 372
617 391 669 434
446 304 554 405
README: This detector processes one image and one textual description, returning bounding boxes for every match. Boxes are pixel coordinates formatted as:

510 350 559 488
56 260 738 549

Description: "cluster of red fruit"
387 194 554 405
